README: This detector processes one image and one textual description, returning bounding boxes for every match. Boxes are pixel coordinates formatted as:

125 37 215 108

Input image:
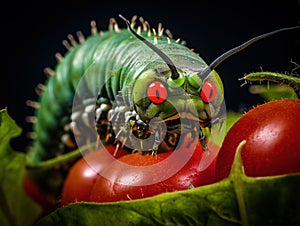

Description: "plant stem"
241 72 300 99
25 143 95 170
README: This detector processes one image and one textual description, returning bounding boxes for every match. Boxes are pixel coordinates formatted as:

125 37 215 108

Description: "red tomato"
89 139 219 203
61 145 127 206
22 173 56 215
215 99 300 180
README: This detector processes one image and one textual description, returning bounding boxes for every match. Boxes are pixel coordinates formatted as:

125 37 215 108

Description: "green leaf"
36 180 240 226
230 140 300 226
226 112 243 133
0 109 41 226
36 140 300 226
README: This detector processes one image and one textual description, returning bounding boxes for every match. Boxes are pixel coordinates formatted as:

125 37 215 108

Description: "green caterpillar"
26 15 299 197
27 15 225 163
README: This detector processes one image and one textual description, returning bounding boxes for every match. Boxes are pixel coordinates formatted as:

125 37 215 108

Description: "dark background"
1 1 299 150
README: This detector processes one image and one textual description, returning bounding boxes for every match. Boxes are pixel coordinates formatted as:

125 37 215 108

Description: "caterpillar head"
133 68 224 131
119 14 300 151
119 14 224 126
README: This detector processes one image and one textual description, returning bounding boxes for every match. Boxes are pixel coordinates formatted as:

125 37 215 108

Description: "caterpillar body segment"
29 34 105 163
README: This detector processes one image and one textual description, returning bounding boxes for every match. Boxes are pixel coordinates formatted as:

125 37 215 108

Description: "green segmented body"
29 28 220 163
30 34 104 162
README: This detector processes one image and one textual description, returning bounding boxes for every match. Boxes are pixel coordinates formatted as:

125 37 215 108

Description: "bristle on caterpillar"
34 83 46 95
25 116 37 123
90 20 98 35
26 100 40 109
76 31 85 43
54 52 63 62
44 67 55 77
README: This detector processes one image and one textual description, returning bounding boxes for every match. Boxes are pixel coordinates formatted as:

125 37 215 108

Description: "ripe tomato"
215 99 300 180
22 173 56 214
89 139 219 203
61 145 127 206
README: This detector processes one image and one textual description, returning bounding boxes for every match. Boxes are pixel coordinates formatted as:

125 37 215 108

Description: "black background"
1 1 299 150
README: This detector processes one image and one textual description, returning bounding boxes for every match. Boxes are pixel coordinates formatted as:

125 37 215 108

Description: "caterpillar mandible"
25 14 299 195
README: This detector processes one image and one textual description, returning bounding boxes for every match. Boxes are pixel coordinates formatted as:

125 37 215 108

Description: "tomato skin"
215 99 300 180
22 174 57 215
89 140 219 203
61 145 127 206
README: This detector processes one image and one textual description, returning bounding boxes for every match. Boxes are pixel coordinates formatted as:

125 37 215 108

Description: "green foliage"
35 140 300 226
0 109 41 226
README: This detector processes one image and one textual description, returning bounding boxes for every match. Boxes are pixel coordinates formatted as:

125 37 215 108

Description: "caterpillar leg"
69 96 156 153
106 106 148 151
72 95 183 154
127 117 166 154
105 104 168 154
67 97 113 150
95 99 113 142
198 128 208 151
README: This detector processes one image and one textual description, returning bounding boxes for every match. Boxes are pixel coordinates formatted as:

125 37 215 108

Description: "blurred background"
1 0 299 151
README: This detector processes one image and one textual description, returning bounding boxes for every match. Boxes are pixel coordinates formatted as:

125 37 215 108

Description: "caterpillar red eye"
147 81 168 104
200 81 217 103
